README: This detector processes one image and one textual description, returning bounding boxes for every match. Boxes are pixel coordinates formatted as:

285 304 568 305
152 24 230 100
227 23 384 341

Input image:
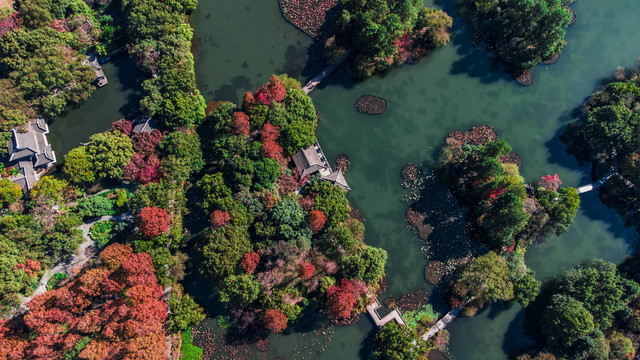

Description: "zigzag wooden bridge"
366 296 463 341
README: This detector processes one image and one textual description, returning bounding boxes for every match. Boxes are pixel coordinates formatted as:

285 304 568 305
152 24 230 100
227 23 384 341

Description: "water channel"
53 0 640 358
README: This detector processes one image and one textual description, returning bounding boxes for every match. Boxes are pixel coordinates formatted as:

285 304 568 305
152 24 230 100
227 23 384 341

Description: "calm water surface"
58 0 640 358
49 55 144 156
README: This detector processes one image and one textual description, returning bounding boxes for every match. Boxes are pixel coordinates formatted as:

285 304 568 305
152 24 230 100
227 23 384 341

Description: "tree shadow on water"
544 114 639 246
410 174 487 264
358 326 378 360
502 308 537 359
432 0 510 84
212 75 252 104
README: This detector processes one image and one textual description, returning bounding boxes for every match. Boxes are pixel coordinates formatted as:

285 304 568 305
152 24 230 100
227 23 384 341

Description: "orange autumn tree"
231 111 251 135
0 244 168 360
138 206 170 238
307 210 327 233
263 309 287 333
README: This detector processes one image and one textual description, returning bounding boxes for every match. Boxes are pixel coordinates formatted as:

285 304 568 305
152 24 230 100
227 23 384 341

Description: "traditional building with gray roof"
7 118 56 192
83 54 108 87
131 117 159 135
321 168 351 192
293 143 332 178
292 142 351 192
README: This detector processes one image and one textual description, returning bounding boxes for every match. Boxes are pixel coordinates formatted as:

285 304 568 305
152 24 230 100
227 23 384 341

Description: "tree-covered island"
563 66 640 232
519 258 640 360
409 126 579 315
195 75 387 334
457 0 575 84
324 0 452 79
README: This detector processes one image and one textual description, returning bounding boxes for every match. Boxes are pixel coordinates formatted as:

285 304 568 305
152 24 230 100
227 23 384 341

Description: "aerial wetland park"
0 0 640 359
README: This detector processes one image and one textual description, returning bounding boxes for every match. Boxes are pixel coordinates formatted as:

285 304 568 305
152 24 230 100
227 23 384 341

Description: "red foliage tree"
210 210 230 228
231 111 251 135
119 252 158 287
13 259 41 277
261 192 278 210
100 243 133 270
132 130 164 155
241 252 260 274
307 210 326 233
263 309 287 333
299 194 315 211
242 91 255 113
263 140 283 159
112 119 132 136
539 174 562 191
325 279 359 319
138 164 160 184
261 123 280 141
277 173 298 196
0 247 168 360
123 153 145 182
0 12 19 38
297 262 315 279
137 206 170 238
255 75 287 105
50 19 68 32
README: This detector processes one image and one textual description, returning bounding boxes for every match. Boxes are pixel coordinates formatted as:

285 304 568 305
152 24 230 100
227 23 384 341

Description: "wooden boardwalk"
423 308 459 340
366 296 475 342
302 52 348 94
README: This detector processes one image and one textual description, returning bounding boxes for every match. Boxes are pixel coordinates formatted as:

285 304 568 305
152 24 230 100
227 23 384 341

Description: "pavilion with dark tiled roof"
131 117 158 135
7 118 56 192
292 142 352 192
321 168 351 192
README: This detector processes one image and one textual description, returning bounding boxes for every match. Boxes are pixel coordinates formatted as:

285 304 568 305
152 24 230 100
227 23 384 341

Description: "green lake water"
48 55 144 156
190 0 640 358
51 0 640 358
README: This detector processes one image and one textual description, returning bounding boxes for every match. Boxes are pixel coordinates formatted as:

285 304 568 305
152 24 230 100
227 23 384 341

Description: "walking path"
367 295 475 342
12 212 133 316
302 52 349 94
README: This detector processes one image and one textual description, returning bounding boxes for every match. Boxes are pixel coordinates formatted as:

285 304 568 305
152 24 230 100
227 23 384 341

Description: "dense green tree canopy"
63 146 96 185
330 0 452 78
459 0 572 74
374 322 431 359
86 131 135 180
527 259 640 359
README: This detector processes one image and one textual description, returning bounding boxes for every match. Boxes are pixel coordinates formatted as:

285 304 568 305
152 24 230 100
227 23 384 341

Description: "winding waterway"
49 55 144 156
51 0 640 358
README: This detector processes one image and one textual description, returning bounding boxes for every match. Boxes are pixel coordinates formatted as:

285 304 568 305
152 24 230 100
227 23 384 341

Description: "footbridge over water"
302 52 349 94
576 169 618 195
367 296 471 342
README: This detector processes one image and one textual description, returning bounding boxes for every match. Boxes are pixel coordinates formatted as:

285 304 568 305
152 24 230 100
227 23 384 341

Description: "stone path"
13 212 133 316
422 308 459 340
